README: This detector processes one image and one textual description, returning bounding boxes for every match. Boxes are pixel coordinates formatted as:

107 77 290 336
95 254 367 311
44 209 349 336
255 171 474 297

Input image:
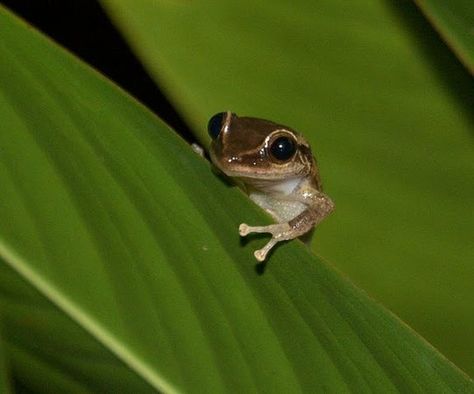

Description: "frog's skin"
208 111 334 262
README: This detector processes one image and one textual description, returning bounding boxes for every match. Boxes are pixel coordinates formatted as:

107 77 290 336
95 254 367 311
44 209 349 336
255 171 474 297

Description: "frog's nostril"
208 112 226 139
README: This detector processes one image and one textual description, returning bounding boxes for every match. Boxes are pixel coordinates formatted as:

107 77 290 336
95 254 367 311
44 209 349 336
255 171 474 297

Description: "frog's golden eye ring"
269 135 297 162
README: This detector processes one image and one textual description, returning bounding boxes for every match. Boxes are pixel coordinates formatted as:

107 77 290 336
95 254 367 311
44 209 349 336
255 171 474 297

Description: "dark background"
2 0 472 139
0 0 194 142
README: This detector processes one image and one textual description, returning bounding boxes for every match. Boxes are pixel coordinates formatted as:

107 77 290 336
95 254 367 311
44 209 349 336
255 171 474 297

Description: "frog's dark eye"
208 112 226 139
269 136 297 161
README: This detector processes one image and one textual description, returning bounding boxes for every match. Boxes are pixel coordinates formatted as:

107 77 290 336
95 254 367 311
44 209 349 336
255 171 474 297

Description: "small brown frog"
208 111 334 262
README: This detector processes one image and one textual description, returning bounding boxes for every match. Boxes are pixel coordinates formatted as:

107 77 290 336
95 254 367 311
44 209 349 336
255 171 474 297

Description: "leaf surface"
0 321 12 394
0 260 154 393
100 0 474 375
415 0 474 73
0 5 472 393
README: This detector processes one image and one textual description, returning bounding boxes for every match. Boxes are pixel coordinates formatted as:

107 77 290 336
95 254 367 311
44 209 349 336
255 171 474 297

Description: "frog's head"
208 111 314 183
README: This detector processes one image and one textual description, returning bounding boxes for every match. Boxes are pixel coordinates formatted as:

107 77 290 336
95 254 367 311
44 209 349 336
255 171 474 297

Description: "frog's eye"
208 112 226 139
269 136 297 161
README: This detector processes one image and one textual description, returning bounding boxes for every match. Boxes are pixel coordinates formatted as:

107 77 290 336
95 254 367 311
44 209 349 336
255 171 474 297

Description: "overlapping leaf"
0 260 153 392
414 0 474 73
101 0 474 375
0 5 473 393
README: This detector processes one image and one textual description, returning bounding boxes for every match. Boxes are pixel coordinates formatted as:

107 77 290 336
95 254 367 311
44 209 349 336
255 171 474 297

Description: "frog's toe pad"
254 249 266 262
239 223 250 236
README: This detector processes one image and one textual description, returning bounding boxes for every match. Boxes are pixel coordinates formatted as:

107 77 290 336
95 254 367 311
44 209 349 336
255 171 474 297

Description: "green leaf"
0 260 154 393
100 0 474 376
0 4 472 393
0 319 12 394
414 0 474 73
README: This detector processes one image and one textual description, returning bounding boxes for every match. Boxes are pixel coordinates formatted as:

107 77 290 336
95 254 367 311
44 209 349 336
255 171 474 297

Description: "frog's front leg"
240 191 334 262
239 222 291 261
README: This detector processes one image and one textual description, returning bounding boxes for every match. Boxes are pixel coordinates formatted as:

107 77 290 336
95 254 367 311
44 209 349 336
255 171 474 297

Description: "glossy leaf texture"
100 0 474 375
0 259 154 393
0 5 473 393
414 0 474 73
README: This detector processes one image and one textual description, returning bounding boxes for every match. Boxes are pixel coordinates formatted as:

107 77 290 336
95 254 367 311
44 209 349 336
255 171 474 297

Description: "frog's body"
208 111 334 262
249 190 307 223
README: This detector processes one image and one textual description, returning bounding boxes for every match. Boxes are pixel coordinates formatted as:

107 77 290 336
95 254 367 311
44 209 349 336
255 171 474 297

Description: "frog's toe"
254 249 266 262
253 237 279 262
239 223 250 236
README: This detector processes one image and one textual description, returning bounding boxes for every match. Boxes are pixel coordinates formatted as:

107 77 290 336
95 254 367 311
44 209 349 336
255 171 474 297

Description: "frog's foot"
239 223 291 262
191 143 205 157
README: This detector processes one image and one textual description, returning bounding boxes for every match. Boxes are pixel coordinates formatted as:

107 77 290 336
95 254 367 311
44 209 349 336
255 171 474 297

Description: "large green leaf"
100 0 474 376
0 260 154 393
0 320 12 394
0 5 473 392
414 0 474 72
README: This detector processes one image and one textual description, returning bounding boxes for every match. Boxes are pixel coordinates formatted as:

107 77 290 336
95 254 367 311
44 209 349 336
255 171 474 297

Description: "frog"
208 111 334 262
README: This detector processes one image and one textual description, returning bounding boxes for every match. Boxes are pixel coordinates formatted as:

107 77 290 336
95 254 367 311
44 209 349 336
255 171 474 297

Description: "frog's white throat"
244 176 303 196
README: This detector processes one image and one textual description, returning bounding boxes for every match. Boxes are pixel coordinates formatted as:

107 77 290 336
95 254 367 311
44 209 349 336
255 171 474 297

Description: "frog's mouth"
212 159 300 181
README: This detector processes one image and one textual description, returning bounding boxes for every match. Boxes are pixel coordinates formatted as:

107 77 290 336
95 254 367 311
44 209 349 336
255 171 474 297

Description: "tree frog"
208 111 334 262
